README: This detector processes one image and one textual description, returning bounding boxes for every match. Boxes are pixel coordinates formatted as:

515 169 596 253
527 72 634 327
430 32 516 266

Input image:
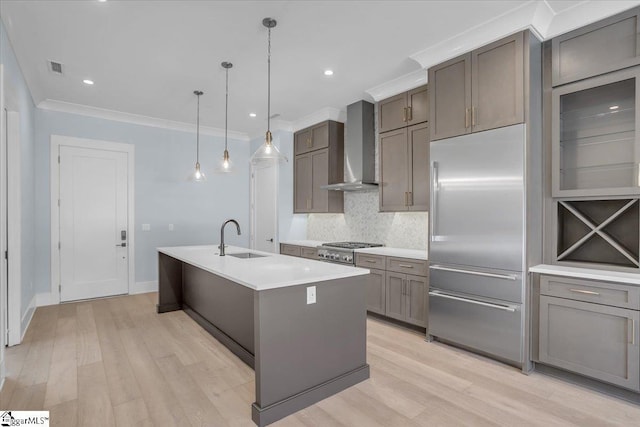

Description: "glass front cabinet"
552 67 640 198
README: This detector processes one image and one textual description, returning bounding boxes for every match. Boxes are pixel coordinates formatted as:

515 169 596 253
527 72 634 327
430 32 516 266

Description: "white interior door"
59 146 129 302
251 164 278 253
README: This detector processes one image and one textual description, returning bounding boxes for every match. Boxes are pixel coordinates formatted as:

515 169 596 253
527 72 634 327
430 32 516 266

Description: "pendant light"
217 62 234 173
190 90 206 182
250 17 288 165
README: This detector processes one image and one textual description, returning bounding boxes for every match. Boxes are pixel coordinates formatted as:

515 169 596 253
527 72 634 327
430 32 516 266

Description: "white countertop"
279 240 327 248
354 247 428 261
529 264 640 286
158 245 369 291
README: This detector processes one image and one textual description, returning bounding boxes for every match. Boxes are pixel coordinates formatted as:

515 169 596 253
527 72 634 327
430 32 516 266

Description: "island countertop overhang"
157 245 370 291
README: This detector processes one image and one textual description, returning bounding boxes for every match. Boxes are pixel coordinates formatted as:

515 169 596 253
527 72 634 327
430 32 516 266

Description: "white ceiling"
1 0 638 138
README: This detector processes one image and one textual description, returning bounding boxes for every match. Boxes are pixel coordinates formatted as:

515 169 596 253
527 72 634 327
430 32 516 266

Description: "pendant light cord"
196 92 201 163
225 67 229 151
267 26 271 133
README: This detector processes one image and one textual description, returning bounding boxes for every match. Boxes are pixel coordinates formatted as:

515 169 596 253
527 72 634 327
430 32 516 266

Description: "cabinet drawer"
280 244 301 257
540 275 640 310
386 257 428 276
355 253 385 269
300 247 318 259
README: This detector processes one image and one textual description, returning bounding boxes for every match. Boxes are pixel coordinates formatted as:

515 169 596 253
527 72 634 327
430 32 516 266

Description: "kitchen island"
157 245 370 426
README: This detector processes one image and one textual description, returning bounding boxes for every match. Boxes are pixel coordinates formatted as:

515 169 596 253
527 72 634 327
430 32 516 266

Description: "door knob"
266 238 274 242
116 243 127 247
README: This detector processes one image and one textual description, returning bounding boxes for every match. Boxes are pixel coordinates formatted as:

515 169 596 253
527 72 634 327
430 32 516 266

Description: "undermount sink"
228 252 267 259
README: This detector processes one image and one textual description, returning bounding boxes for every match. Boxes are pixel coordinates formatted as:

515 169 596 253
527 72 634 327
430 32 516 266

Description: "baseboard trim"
20 294 36 342
36 292 59 307
131 281 158 295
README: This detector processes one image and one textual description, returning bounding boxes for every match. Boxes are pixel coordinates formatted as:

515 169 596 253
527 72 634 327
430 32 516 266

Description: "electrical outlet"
168 224 174 231
142 224 151 231
306 286 316 304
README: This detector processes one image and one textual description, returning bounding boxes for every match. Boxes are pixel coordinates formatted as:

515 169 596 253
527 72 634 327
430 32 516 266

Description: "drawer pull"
366 259 378 263
430 265 517 281
569 288 600 296
429 291 517 312
398 264 414 268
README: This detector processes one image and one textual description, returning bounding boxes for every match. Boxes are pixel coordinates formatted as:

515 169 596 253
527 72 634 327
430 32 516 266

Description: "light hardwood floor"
1 292 639 426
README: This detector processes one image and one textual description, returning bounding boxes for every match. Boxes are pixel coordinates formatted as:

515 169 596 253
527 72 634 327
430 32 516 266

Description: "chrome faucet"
219 219 241 256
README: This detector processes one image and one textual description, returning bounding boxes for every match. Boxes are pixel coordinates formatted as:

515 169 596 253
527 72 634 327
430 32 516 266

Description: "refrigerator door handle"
429 291 517 312
430 265 518 281
430 161 438 239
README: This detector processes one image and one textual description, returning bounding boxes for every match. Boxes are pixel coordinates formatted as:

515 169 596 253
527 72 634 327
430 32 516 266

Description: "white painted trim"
0 64 5 381
20 293 36 342
291 107 347 132
365 69 428 102
130 281 158 295
50 135 136 304
6 110 21 347
35 292 58 307
38 99 251 141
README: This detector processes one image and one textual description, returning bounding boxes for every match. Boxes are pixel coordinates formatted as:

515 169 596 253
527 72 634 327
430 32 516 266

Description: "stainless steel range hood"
322 100 378 191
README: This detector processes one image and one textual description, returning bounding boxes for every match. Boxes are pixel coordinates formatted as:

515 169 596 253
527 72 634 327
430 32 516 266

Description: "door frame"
2 65 23 347
250 162 279 252
50 135 135 303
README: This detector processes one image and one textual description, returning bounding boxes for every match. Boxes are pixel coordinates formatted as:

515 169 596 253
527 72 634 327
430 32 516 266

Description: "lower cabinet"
385 272 428 327
356 253 428 328
366 268 386 315
538 275 640 392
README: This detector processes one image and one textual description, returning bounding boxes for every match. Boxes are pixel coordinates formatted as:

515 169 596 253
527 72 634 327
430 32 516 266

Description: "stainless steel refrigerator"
428 123 530 366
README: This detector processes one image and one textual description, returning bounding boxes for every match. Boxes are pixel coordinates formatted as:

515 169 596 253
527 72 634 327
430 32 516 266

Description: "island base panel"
157 252 183 313
251 365 370 427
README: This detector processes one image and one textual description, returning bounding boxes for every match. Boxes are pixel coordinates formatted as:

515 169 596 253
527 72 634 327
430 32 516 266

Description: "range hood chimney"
322 100 377 191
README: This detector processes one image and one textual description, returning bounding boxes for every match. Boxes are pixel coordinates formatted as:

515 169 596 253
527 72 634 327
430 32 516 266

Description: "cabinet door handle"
472 106 477 126
407 106 413 122
402 279 406 295
306 198 311 210
630 319 636 345
403 107 407 122
404 192 408 206
409 191 413 206
569 288 600 296
465 108 470 128
307 138 312 148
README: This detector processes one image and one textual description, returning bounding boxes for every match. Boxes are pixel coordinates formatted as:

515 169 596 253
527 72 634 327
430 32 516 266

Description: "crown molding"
37 99 250 141
544 0 640 39
291 107 346 132
365 69 428 102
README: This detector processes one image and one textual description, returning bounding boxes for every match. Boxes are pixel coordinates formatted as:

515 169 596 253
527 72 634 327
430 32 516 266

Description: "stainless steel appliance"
428 123 538 366
318 242 383 265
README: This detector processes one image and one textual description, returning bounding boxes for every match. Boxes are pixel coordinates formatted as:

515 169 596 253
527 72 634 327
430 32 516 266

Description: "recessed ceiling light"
609 105 619 110
249 113 257 118
83 79 94 85
324 69 334 76
98 0 107 2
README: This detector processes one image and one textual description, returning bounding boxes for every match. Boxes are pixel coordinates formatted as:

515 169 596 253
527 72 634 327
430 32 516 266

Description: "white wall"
34 109 251 298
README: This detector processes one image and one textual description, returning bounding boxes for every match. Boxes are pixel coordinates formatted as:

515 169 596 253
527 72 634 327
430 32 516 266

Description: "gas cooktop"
321 242 383 250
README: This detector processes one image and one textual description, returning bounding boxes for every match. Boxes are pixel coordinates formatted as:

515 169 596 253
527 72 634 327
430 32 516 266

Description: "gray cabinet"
366 268 386 315
429 31 525 141
538 274 640 391
379 123 429 212
384 271 428 327
552 7 640 87
280 244 302 257
293 121 344 213
551 67 640 198
378 85 428 133
294 121 332 155
539 295 639 391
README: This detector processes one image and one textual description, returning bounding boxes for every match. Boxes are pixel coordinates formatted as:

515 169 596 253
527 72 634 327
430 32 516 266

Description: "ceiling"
1 1 638 138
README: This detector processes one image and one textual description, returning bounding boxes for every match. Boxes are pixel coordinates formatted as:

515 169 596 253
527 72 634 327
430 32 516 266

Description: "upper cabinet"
378 85 429 133
552 7 640 87
293 120 344 213
294 121 331 155
429 32 525 141
378 85 429 212
379 123 429 212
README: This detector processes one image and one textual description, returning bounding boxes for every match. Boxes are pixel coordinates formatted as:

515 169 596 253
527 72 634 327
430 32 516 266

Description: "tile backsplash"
307 191 428 249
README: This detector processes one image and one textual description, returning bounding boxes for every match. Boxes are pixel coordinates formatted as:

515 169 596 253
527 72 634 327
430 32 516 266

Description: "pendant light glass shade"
217 62 235 174
189 90 206 182
251 17 288 166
